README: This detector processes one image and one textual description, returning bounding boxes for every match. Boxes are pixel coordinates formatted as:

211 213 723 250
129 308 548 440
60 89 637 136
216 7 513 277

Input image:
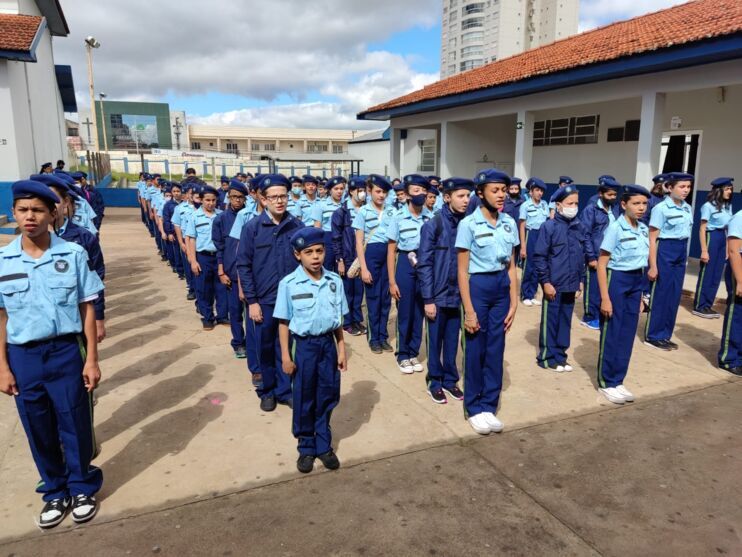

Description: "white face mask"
355 190 366 202
560 206 579 219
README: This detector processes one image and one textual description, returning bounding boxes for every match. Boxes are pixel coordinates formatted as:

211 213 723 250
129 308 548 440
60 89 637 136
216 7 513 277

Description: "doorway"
660 131 702 205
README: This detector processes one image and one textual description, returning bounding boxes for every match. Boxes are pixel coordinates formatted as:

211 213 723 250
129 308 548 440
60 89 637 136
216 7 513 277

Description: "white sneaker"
398 359 414 374
482 412 504 433
522 299 534 307
562 363 573 372
553 365 566 373
615 384 635 402
409 357 424 372
599 387 626 405
468 413 492 435
531 299 542 306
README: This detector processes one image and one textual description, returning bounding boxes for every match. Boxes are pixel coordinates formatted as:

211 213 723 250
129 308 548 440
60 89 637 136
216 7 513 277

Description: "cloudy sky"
54 0 686 130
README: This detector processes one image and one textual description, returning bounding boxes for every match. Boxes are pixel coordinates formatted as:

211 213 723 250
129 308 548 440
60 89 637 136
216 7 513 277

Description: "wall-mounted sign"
670 116 682 130
516 122 524 130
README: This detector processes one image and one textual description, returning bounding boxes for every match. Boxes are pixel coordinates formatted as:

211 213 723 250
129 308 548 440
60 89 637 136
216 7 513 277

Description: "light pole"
84 36 101 151
99 92 109 152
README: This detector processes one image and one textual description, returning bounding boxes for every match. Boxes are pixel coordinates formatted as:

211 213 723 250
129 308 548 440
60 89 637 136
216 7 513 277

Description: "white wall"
349 140 390 176
0 60 22 181
444 114 517 178
401 129 437 176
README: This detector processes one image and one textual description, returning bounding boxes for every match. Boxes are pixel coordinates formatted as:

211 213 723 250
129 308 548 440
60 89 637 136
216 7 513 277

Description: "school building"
358 0 742 255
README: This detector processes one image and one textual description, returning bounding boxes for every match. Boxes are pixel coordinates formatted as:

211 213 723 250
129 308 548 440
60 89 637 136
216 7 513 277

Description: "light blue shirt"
185 207 221 252
519 198 549 230
229 204 260 240
0 235 103 344
649 196 693 239
155 194 170 218
287 194 303 218
598 199 617 224
171 201 189 228
386 205 431 251
433 194 444 213
178 204 196 232
143 185 157 202
299 195 319 227
600 215 650 271
311 198 342 231
72 198 98 235
136 180 146 197
352 204 395 245
455 208 520 274
728 210 742 246
699 201 733 231
274 266 348 336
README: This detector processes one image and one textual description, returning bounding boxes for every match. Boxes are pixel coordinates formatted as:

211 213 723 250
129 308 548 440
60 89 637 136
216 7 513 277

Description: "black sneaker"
71 494 98 524
277 398 293 409
380 341 394 353
234 347 247 359
663 340 679 350
251 373 263 388
643 339 672 351
202 321 215 331
217 319 230 326
260 395 276 412
297 455 315 474
317 450 340 470
356 322 367 335
723 366 742 376
178 275 185 280
428 389 447 404
692 307 720 319
349 323 363 336
187 292 196 301
38 497 70 529
443 386 464 401
370 344 383 354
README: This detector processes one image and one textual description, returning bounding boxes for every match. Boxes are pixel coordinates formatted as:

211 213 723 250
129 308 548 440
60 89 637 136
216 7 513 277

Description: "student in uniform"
288 175 305 219
186 185 227 330
55 172 98 237
213 180 248 358
299 175 320 226
173 184 197 300
217 176 230 210
73 172 105 231
645 172 694 351
718 208 742 375
532 186 586 372
549 176 574 217
162 182 185 279
0 181 104 528
387 174 432 374
332 176 366 337
424 185 439 214
136 172 147 226
312 176 345 271
140 174 155 237
155 182 173 265
418 177 472 404
353 175 394 354
389 180 407 210
456 169 519 435
693 177 734 318
275 227 348 474
518 178 549 306
237 174 305 412
502 177 524 223
596 185 651 404
580 178 621 329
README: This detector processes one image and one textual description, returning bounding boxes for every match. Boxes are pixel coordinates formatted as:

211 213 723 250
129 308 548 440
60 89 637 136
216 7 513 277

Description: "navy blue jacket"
162 199 178 236
236 211 304 305
212 208 239 279
60 221 106 320
217 188 229 211
83 186 105 229
641 193 665 226
502 197 524 224
581 200 620 262
418 205 464 308
532 213 587 292
331 202 358 264
465 195 481 216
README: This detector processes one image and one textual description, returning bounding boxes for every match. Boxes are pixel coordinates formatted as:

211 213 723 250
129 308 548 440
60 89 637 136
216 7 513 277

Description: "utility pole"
84 36 101 151
173 117 183 150
99 92 109 152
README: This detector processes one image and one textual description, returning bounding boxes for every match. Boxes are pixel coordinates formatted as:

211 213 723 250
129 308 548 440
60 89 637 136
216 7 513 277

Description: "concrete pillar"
390 128 402 178
635 92 666 186
328 140 333 153
514 110 534 179
216 137 222 152
438 122 451 179
303 139 308 152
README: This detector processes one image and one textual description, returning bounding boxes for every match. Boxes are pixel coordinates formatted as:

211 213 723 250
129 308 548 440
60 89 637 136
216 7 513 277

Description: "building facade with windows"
441 0 579 79
347 127 438 178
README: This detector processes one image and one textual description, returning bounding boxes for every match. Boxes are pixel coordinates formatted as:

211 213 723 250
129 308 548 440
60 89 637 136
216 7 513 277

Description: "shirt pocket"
0 276 30 310
291 292 317 315
48 275 78 306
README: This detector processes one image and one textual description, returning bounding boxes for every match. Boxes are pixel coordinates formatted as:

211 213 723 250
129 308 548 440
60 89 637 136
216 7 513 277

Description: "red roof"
361 0 742 117
0 13 44 54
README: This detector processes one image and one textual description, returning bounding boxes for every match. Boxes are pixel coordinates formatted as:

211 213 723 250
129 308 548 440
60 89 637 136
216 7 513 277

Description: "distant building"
348 128 438 178
87 100 174 152
441 0 579 79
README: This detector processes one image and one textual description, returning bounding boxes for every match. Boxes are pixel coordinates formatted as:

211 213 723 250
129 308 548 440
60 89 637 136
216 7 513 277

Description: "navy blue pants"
145 210 155 237
164 238 176 269
195 252 227 325
139 203 147 225
8 335 102 502
520 228 541 300
598 269 643 387
364 242 391 346
694 229 726 311
322 231 335 272
226 276 245 352
463 271 510 417
291 333 340 456
394 252 424 362
538 291 576 367
180 244 195 294
426 306 460 392
583 267 601 322
645 238 687 342
255 303 291 402
342 275 364 326
171 239 184 278
718 265 742 370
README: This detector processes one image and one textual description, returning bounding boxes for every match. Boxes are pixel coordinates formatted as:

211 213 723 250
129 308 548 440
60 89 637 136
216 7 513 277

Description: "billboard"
109 114 159 150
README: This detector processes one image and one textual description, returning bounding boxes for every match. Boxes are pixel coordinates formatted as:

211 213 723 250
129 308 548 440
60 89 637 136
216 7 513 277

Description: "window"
191 141 201 150
460 59 484 71
533 115 600 146
449 37 457 48
449 51 457 62
462 30 484 44
461 16 484 29
307 142 328 153
461 45 484 57
607 119 641 143
447 64 456 75
449 10 457 20
251 143 260 151
332 144 344 154
226 142 238 153
67 127 79 137
263 143 276 151
418 139 436 173
462 2 485 15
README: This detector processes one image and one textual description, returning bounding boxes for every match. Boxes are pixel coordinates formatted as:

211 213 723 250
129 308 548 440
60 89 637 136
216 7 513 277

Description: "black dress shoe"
317 450 340 470
724 366 742 376
380 341 394 352
260 396 276 412
663 340 679 350
369 344 383 354
297 455 315 474
277 398 293 409
187 292 196 301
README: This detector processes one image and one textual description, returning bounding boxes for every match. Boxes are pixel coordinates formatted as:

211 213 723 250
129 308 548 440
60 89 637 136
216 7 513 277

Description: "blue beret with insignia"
258 174 290 192
710 177 733 189
291 227 325 251
348 176 366 190
442 177 475 193
474 169 511 187
652 173 667 184
664 172 694 183
12 180 60 204
525 177 546 192
289 175 302 184
510 177 522 186
550 185 579 203
41 162 53 169
201 185 219 197
31 174 79 199
427 175 441 183
599 177 621 191
302 175 318 185
368 174 392 191
228 179 248 195
220 175 230 184
597 174 616 186
71 171 87 180
403 174 431 188
162 183 173 194
327 176 347 187
622 184 650 198
559 175 574 184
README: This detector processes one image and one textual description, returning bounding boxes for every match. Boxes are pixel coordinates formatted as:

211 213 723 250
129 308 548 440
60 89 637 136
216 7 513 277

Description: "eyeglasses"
230 194 246 200
265 194 288 202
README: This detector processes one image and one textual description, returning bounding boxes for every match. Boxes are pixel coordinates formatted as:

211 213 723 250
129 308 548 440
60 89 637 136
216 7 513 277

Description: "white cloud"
578 0 689 32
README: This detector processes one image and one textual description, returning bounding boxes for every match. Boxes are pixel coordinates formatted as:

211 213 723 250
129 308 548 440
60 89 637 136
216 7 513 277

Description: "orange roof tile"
360 0 742 117
0 13 44 54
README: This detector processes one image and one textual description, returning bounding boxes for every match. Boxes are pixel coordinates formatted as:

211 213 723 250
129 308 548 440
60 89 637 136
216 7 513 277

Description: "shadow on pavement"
106 294 167 315
98 324 175 361
105 310 174 338
673 322 720 367
333 380 379 451
572 336 599 389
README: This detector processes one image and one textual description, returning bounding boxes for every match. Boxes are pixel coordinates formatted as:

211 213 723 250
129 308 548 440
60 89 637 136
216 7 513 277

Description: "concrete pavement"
0 208 738 552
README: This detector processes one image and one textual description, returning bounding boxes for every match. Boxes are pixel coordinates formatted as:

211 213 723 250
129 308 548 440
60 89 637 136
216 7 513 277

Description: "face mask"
354 190 366 202
409 193 427 206
602 197 614 206
291 187 302 196
479 193 498 213
193 201 202 209
560 207 579 219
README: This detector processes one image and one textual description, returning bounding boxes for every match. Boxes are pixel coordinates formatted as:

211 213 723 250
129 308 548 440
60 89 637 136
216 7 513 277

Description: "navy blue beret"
392 182 404 192
302 175 317 185
404 174 431 188
170 181 182 189
442 177 475 193
163 184 173 194
652 173 667 184
12 180 60 204
71 171 87 180
144 173 153 180
327 176 347 187
525 177 546 191
597 174 616 186
31 174 79 199
348 176 366 190
368 174 392 191
41 162 53 169
201 186 219 197
510 177 522 186
664 172 694 183
710 177 734 188
427 185 439 195
550 185 579 203
54 172 75 186
191 185 204 196
291 227 325 251
289 175 302 184
220 175 230 184
228 179 248 195
475 169 511 187
427 175 441 183
622 184 650 198
258 174 291 192
152 173 161 179
559 176 574 184
599 177 621 191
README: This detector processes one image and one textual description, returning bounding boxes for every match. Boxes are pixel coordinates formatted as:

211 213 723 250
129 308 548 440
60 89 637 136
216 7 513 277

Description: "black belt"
12 333 79 349
615 268 644 275
398 249 417 254
292 331 334 340
198 250 217 256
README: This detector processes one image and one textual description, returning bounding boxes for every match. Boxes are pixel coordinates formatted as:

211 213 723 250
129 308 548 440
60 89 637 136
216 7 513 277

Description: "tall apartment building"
440 0 579 78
